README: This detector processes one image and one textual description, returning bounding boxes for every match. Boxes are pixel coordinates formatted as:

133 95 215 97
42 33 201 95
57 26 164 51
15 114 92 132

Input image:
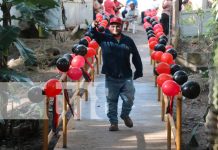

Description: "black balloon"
181 81 201 99
79 38 89 47
154 44 166 52
98 26 105 32
159 35 168 43
173 70 188 85
150 18 156 23
147 30 154 35
28 86 44 103
72 44 79 53
158 38 167 45
84 32 94 40
147 34 155 40
152 21 158 27
74 45 87 56
145 16 151 22
146 26 153 32
63 53 72 62
166 48 177 59
56 57 70 72
170 64 182 75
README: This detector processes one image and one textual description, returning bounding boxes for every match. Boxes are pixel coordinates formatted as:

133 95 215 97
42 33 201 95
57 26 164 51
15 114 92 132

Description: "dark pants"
160 13 169 35
141 11 145 24
122 9 127 18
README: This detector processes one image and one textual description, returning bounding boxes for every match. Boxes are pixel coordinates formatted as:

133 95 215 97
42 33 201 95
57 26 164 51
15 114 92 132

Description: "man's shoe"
121 116 133 128
109 124 119 131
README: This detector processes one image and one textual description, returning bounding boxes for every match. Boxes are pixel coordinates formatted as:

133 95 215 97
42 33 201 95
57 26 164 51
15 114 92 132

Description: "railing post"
176 93 182 150
167 115 171 150
161 91 165 121
43 97 49 150
158 86 161 101
62 77 67 148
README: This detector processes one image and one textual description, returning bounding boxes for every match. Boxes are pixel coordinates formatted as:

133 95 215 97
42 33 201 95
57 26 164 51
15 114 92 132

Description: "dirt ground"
177 37 211 150
5 29 211 149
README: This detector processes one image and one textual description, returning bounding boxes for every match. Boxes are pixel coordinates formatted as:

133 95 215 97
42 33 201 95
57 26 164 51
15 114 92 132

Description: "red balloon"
151 51 157 60
88 40 99 50
156 32 165 39
153 24 163 31
157 73 173 87
150 10 157 16
67 67 83 81
162 80 180 96
152 16 159 22
156 62 171 74
165 45 173 50
143 22 151 29
96 13 103 22
149 41 158 50
71 55 85 68
44 79 62 97
148 37 158 43
84 36 92 43
154 51 164 62
85 47 96 58
154 28 163 34
161 53 174 64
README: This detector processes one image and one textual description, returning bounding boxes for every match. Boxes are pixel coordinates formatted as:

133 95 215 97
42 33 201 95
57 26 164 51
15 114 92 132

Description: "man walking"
90 17 143 131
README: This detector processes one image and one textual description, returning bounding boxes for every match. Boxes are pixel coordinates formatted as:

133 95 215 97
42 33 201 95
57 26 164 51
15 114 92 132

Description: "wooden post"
158 86 161 101
43 97 49 150
153 61 157 87
176 93 182 150
161 91 165 121
149 49 152 65
167 116 171 150
96 56 99 74
62 78 67 148
76 81 81 120
99 48 102 65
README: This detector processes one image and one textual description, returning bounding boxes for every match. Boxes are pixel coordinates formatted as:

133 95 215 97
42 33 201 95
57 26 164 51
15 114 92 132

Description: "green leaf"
0 68 34 86
0 26 20 51
12 0 59 9
13 39 37 66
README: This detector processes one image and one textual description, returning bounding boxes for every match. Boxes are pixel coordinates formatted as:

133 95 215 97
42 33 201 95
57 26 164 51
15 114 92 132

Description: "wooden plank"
176 93 182 150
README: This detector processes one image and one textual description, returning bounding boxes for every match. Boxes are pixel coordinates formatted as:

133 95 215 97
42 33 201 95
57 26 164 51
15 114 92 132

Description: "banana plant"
0 0 58 138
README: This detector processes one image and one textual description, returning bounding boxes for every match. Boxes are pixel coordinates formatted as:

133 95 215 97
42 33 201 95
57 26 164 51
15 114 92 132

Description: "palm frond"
13 39 37 66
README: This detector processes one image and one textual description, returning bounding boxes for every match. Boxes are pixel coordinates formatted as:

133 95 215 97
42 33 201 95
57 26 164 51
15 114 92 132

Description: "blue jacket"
90 27 143 79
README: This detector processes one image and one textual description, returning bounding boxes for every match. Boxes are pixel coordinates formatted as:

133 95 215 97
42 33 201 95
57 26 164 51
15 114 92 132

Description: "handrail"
42 48 101 149
151 49 182 150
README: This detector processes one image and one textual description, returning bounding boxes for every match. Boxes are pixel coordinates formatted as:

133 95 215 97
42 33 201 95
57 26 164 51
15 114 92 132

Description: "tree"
205 0 218 149
0 0 58 142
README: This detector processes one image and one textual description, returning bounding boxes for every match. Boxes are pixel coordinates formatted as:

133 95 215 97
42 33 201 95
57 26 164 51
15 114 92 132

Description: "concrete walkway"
55 25 174 150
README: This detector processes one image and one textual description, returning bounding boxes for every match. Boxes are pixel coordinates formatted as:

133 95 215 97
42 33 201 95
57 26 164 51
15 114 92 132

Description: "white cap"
128 1 134 5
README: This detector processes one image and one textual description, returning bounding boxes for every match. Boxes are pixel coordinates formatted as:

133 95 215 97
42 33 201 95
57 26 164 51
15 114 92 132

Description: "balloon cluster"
144 16 201 101
55 32 99 82
95 13 109 32
27 22 100 100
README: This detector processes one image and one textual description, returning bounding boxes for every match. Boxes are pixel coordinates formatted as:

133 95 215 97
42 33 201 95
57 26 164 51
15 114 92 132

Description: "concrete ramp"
55 25 175 150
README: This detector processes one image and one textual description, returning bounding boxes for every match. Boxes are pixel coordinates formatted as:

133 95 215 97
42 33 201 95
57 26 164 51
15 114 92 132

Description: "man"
122 1 138 31
90 17 143 131
104 0 116 17
159 0 172 35
122 0 138 18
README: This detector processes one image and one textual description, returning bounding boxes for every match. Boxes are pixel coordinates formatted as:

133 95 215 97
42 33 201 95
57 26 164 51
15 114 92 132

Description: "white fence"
179 9 212 37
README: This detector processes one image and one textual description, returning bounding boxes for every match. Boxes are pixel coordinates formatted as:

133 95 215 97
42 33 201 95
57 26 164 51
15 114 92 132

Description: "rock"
45 47 61 57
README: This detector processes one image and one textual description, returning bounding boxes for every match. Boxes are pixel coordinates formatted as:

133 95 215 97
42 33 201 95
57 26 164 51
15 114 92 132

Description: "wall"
64 0 93 27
